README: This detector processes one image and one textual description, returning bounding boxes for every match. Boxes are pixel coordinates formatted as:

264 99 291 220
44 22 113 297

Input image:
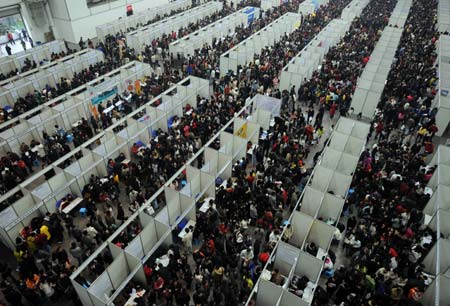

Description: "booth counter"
298 0 329 15
340 0 370 21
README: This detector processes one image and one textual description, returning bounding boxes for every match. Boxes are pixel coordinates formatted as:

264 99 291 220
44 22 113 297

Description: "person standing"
22 29 28 41
20 39 26 50
7 31 15 44
5 44 12 55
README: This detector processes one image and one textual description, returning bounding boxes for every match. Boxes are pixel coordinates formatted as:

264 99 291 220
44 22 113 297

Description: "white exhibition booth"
169 6 260 57
0 76 210 251
68 94 273 306
0 41 66 80
247 118 369 306
350 26 403 118
0 49 105 111
438 0 450 33
0 61 151 157
433 35 450 137
95 0 191 41
279 18 351 91
261 0 289 11
388 0 412 28
219 12 301 76
298 0 329 15
126 1 223 54
340 0 370 21
420 145 450 306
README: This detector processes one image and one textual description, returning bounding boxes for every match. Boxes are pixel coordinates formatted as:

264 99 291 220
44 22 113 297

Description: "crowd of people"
0 0 445 305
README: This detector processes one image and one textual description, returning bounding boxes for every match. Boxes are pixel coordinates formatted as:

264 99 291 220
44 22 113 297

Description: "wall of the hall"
50 0 170 44
2 0 171 45
1 0 53 44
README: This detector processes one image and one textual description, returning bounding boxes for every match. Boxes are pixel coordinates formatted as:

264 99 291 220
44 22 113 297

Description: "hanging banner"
135 79 141 95
244 7 256 26
88 78 119 105
253 94 281 117
235 122 248 138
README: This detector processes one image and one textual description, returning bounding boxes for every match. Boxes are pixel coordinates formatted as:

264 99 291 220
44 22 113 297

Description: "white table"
178 220 196 239
316 247 327 261
103 105 115 114
72 120 82 128
155 255 170 269
247 144 259 155
199 197 216 213
61 197 83 214
124 289 146 306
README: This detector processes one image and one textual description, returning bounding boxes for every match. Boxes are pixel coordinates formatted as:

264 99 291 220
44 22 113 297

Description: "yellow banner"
235 122 248 138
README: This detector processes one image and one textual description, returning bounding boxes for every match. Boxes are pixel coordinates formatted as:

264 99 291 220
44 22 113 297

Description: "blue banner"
244 7 255 26
91 87 118 105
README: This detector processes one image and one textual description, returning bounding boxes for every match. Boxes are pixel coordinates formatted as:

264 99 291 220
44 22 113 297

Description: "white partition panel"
306 220 335 253
289 211 314 249
274 241 300 277
299 186 324 218
279 289 309 306
255 279 282 306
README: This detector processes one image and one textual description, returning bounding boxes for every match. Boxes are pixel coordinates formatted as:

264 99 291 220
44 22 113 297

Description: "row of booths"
298 0 329 15
95 0 192 42
0 61 158 249
0 49 105 112
126 1 224 54
0 75 209 252
421 145 450 306
0 61 151 161
169 6 261 57
0 40 66 83
68 93 276 306
432 35 450 137
279 0 376 92
219 12 301 76
279 17 352 91
437 0 450 33
350 0 411 118
246 117 370 306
